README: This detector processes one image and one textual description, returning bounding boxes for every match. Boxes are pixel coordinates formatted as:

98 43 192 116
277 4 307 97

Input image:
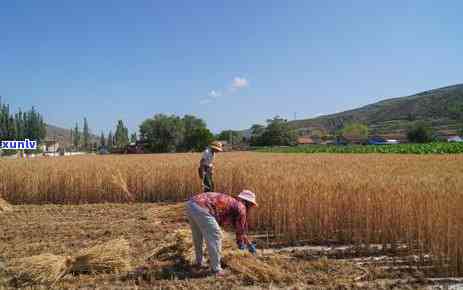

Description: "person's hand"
247 242 257 254
237 242 246 250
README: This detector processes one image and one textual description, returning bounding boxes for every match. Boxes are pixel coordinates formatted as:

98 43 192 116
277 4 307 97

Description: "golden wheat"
0 153 462 275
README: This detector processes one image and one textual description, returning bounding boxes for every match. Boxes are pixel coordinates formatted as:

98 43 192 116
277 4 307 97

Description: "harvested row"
1 153 463 275
4 238 131 287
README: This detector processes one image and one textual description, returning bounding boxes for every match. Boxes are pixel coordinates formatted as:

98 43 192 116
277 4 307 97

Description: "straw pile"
7 254 74 287
6 238 131 287
147 228 194 264
222 251 289 283
146 228 290 283
149 203 187 223
0 197 12 212
70 238 131 274
147 228 235 263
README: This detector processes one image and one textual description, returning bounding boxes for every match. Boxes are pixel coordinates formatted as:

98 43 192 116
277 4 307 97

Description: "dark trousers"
198 166 214 192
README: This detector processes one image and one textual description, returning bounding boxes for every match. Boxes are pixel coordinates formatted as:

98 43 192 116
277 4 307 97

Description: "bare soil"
0 203 455 289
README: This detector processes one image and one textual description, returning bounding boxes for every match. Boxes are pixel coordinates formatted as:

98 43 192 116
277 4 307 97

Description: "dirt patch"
0 203 453 289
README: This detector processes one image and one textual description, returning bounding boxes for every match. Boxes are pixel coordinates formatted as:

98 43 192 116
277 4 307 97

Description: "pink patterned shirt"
191 192 250 245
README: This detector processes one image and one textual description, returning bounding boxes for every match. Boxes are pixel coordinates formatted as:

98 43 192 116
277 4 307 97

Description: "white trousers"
185 200 223 272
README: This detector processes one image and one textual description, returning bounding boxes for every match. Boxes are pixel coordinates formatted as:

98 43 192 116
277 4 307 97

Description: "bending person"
185 190 258 276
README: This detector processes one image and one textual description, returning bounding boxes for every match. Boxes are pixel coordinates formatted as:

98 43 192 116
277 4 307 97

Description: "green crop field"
256 142 463 154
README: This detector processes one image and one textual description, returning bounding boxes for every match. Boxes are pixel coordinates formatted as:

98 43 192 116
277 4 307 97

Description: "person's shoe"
214 270 226 278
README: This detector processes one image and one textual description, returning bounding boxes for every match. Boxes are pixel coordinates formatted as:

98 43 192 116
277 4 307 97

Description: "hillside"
46 124 99 147
289 84 463 139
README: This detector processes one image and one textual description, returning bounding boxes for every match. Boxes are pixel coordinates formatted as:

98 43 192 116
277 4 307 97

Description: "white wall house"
448 136 463 142
42 140 60 152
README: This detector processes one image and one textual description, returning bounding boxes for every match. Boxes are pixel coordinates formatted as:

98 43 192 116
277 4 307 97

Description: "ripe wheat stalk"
0 153 462 275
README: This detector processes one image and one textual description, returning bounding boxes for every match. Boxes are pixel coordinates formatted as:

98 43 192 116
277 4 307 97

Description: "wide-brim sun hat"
238 190 258 207
210 141 223 152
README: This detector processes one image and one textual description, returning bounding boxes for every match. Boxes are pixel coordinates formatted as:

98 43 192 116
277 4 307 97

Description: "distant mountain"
285 84 463 140
46 124 99 146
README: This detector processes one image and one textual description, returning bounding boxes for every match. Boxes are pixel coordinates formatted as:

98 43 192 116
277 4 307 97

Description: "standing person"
198 141 223 192
185 190 258 276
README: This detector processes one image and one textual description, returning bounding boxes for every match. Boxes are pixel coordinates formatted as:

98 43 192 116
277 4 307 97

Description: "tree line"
101 114 284 153
67 114 214 153
71 118 93 151
0 98 46 143
4 94 459 155
249 116 297 146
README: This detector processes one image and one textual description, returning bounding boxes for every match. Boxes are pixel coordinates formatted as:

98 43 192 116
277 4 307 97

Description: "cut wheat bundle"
222 251 290 283
148 228 194 263
146 228 290 283
71 238 131 274
7 254 74 287
7 238 131 287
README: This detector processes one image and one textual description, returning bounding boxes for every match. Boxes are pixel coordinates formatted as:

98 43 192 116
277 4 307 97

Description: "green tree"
138 114 213 153
100 132 106 148
217 130 243 145
15 110 25 140
309 128 325 143
249 124 265 146
259 116 297 146
187 127 214 151
0 99 45 146
70 128 73 148
130 133 137 143
180 115 214 151
107 131 114 152
115 120 129 149
73 122 80 149
7 116 16 140
407 121 434 143
0 102 12 140
139 114 184 153
340 122 369 142
24 107 46 142
181 115 204 149
83 117 90 151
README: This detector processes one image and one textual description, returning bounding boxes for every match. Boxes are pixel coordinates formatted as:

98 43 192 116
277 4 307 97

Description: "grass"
0 152 463 276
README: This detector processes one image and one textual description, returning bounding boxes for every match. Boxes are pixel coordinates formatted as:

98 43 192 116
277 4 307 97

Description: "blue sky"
1 1 462 135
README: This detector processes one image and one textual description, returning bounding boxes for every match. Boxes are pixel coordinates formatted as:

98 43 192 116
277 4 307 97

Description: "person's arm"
235 206 250 247
234 203 258 254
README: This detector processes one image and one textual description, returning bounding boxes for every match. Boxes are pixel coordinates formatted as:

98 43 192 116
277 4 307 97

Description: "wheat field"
1 152 463 275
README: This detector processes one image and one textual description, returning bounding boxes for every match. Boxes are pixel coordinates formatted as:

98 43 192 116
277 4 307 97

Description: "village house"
297 136 315 145
447 135 463 142
41 139 60 153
